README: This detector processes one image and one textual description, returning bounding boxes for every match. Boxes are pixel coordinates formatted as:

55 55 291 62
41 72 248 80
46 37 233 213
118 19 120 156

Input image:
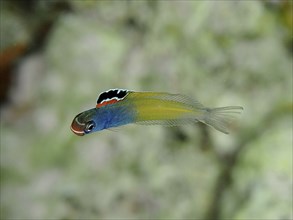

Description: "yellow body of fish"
124 91 242 133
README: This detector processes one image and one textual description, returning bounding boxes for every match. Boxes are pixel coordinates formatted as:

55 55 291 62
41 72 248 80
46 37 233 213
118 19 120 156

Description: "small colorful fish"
71 89 243 136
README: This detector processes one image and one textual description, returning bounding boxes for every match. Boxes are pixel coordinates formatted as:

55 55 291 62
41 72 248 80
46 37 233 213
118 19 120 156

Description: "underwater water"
0 1 292 219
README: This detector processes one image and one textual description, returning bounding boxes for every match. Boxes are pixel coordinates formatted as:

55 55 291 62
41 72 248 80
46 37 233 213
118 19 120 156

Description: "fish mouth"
70 125 85 136
70 114 85 136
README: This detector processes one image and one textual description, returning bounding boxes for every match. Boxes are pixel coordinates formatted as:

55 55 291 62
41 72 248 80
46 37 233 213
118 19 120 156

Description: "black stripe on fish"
97 89 129 105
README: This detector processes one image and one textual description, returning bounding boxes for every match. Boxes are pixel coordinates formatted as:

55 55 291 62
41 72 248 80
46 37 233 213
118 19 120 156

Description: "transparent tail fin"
201 106 243 134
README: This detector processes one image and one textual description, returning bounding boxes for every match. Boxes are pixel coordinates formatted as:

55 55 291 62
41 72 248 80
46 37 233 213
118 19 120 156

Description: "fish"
70 89 243 136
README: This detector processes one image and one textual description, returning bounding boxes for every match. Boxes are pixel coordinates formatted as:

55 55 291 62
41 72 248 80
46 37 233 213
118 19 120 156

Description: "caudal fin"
201 106 243 134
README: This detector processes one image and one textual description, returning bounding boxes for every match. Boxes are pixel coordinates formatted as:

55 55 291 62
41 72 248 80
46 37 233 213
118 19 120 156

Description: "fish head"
70 108 103 136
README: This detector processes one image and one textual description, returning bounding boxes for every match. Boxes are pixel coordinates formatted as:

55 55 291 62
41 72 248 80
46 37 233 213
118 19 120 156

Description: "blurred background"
0 1 292 219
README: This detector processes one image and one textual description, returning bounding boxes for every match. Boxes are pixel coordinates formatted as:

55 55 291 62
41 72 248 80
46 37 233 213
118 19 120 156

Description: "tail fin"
200 106 243 134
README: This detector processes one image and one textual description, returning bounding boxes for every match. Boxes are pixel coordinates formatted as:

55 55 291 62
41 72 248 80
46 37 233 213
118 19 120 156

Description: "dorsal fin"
96 89 129 108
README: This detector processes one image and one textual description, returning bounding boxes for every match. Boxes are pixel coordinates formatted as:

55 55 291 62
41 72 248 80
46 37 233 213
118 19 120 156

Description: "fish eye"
85 121 96 133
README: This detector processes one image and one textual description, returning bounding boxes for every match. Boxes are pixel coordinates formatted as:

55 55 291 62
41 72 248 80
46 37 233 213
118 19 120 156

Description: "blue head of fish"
70 108 106 136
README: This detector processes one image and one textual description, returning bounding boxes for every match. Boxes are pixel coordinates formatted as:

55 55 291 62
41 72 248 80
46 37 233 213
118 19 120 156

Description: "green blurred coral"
1 1 292 219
